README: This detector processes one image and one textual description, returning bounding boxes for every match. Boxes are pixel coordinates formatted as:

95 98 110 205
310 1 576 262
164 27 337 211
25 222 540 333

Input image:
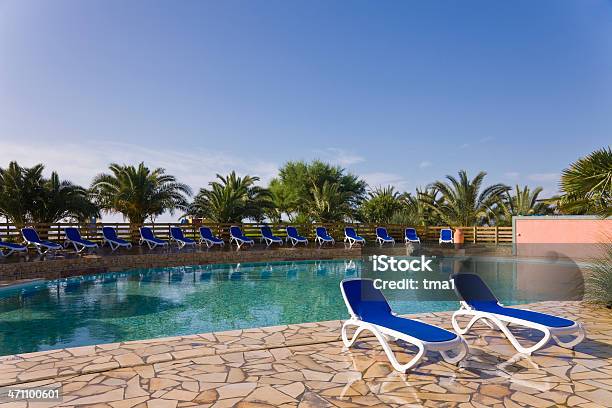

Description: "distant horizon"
1 0 611 221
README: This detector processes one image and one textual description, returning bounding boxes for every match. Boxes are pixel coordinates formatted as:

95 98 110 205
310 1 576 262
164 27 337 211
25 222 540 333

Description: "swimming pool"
0 257 582 356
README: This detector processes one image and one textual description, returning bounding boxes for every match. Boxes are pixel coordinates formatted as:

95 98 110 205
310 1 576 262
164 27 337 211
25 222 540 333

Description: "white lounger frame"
341 279 468 372
198 229 224 249
452 301 586 355
170 228 197 250
439 228 453 244
103 229 132 252
171 236 197 250
405 229 421 244
0 244 27 257
104 237 132 252
261 229 283 248
27 241 62 255
344 231 365 249
139 229 169 250
22 229 63 255
230 227 255 250
376 230 395 247
65 238 98 253
286 228 308 247
64 231 98 254
315 230 335 247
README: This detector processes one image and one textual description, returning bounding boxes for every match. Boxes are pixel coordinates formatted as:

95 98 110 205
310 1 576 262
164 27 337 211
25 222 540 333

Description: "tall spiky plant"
585 242 612 308
423 170 509 226
391 188 441 226
91 162 191 224
189 172 272 223
558 147 612 217
495 185 553 226
0 161 98 225
304 181 352 222
32 172 99 223
358 186 404 223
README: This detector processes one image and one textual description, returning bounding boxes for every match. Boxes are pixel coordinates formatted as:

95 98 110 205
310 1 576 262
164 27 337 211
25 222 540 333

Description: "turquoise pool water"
0 257 580 356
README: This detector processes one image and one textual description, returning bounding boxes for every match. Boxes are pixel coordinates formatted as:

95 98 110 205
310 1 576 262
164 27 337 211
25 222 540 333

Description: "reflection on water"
0 257 580 356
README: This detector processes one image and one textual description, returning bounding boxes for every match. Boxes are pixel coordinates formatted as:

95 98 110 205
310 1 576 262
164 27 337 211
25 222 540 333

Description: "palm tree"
275 160 366 220
358 186 404 223
0 161 98 225
495 185 553 225
391 188 441 226
558 147 612 217
32 172 99 223
304 181 351 222
90 163 191 224
423 170 509 226
265 179 298 223
0 162 42 225
188 171 272 223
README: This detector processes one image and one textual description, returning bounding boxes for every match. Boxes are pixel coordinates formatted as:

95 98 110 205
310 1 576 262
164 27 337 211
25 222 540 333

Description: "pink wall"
515 217 612 243
514 216 612 258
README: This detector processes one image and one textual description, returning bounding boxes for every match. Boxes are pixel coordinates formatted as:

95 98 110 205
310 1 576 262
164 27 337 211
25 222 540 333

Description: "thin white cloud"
361 172 410 191
479 136 494 143
527 173 560 182
460 143 470 149
313 148 365 166
504 171 520 179
419 161 432 168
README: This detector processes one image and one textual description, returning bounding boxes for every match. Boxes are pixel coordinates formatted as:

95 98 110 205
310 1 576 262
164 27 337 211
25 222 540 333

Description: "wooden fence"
0 222 513 244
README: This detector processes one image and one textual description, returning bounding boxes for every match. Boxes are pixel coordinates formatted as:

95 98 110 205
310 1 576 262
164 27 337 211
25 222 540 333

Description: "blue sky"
1 0 611 220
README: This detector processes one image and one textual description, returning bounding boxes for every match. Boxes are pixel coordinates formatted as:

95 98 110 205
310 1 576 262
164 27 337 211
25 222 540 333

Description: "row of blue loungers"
0 225 449 257
341 275 586 372
0 227 98 257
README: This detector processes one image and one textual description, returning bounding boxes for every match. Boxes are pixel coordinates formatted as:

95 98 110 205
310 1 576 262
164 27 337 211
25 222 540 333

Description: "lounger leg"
453 310 552 355
452 310 490 335
440 341 468 365
552 324 586 349
497 319 551 355
341 321 368 347
342 320 426 372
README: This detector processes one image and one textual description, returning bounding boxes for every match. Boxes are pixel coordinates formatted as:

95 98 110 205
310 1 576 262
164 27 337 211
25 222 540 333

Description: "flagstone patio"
0 301 610 407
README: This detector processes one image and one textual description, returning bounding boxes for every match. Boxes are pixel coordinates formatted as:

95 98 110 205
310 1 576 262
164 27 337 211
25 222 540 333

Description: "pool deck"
0 301 610 407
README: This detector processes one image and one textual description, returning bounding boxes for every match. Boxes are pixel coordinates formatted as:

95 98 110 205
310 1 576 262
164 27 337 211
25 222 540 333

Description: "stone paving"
0 301 610 407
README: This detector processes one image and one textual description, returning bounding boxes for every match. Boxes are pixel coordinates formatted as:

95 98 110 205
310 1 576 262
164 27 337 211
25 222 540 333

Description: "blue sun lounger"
315 227 335 246
198 227 224 248
285 226 308 247
0 238 27 257
139 227 169 250
341 278 467 372
405 228 421 244
102 227 132 251
170 226 197 250
375 227 395 247
260 226 283 247
344 227 365 249
439 228 453 244
451 273 586 355
229 226 254 250
64 227 98 253
21 227 63 255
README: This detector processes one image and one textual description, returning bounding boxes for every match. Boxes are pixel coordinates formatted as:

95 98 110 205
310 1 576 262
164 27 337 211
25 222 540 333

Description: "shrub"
585 243 612 308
